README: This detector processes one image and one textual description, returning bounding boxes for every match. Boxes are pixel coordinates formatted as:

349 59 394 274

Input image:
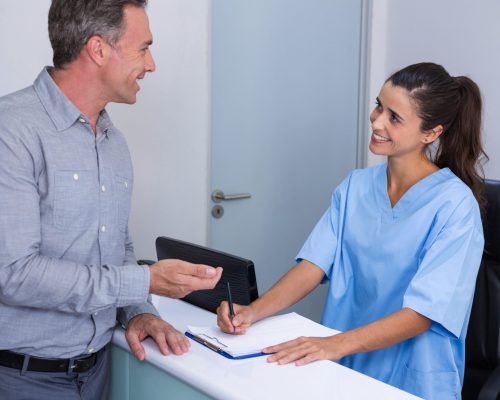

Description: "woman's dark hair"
48 0 148 69
387 62 488 212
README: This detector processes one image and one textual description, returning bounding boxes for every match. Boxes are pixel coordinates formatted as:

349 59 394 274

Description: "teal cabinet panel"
110 345 130 400
110 345 213 400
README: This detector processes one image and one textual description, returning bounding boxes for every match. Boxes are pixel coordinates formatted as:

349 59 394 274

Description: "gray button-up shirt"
0 67 159 358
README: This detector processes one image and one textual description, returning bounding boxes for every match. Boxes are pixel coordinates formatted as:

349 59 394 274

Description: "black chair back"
463 179 500 400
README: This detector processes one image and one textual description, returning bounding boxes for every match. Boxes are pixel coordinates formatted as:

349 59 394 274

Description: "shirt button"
88 348 94 353
124 181 128 189
94 312 98 316
73 173 79 181
101 185 106 192
79 117 86 123
101 225 106 232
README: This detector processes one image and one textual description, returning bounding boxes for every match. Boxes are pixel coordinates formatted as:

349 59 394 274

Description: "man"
0 1 222 398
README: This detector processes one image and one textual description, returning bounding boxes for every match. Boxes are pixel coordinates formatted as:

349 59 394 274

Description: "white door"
209 0 364 321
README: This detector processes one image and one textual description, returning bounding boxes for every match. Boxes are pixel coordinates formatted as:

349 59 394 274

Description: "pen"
226 281 235 320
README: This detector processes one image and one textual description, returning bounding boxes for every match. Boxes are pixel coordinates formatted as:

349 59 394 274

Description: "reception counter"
110 297 422 400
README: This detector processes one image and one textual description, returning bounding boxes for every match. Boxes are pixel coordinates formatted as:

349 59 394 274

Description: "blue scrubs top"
297 163 483 400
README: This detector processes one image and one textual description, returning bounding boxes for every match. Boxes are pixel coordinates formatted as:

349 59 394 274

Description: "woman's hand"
264 307 432 366
264 334 346 366
216 301 257 334
216 260 324 335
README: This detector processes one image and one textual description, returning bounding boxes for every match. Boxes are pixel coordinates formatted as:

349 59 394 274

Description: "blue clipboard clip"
185 331 267 360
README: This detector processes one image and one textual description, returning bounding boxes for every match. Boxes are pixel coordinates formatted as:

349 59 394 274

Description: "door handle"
211 190 251 203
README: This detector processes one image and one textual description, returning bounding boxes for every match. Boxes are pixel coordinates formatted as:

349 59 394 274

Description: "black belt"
0 346 106 373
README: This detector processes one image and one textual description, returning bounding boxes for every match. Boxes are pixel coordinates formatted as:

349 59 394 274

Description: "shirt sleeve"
117 228 160 327
402 195 484 338
0 119 149 314
117 296 160 328
124 227 138 265
295 175 349 280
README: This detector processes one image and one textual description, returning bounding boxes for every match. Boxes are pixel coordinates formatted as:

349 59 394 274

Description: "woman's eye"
390 114 399 123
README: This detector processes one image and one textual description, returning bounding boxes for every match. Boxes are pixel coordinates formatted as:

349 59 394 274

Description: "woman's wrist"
247 300 266 323
248 295 280 323
327 331 360 360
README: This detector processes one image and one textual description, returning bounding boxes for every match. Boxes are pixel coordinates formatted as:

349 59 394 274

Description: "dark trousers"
0 347 109 400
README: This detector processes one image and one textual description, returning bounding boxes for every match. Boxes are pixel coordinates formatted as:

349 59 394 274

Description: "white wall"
0 1 53 89
0 1 211 261
108 0 211 259
365 0 387 167
367 0 500 179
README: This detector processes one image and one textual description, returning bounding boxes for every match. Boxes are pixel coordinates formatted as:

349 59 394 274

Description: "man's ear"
85 36 110 66
423 125 444 144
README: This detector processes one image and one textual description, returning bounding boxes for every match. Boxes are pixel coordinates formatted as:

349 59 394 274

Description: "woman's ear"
423 125 444 144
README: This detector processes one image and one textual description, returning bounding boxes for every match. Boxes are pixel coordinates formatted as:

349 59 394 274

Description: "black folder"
155 237 259 313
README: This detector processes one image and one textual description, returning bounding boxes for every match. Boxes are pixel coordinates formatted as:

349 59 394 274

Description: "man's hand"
149 259 222 298
125 313 190 361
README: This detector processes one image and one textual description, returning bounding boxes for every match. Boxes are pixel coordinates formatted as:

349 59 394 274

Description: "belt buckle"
67 358 77 374
71 354 96 374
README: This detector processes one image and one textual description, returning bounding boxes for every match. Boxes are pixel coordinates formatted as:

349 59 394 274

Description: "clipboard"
184 332 266 360
184 312 338 361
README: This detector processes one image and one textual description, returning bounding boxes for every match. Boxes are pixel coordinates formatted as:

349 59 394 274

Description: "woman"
217 63 486 400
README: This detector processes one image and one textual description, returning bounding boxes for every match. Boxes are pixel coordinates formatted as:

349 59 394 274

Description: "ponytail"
434 76 488 213
388 63 488 213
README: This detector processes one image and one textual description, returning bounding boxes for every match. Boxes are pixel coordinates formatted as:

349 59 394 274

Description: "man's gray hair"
48 0 148 69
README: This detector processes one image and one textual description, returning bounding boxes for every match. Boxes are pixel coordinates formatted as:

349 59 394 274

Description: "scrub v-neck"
377 163 450 220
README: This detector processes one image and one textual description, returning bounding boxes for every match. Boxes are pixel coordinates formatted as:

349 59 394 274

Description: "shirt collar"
97 109 112 137
33 67 82 132
33 66 112 135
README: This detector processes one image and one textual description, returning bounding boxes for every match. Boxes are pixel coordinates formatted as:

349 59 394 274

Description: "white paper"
187 312 338 357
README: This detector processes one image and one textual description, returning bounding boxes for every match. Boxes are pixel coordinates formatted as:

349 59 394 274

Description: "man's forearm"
0 255 149 314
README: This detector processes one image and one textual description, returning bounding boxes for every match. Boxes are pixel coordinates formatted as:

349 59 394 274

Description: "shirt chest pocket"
114 175 132 232
53 171 97 229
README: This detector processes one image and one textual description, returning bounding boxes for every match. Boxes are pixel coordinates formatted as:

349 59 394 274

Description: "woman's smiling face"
369 82 430 159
